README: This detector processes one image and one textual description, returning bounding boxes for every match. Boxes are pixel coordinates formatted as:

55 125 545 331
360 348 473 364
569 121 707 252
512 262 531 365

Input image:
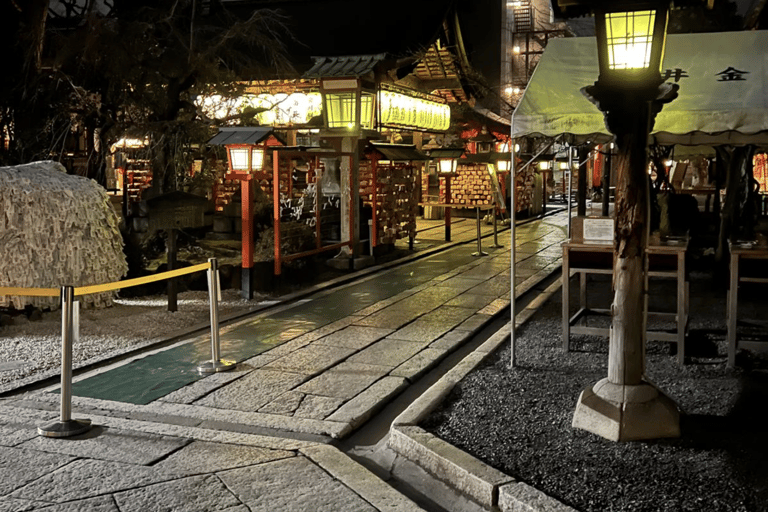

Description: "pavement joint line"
23 392 353 439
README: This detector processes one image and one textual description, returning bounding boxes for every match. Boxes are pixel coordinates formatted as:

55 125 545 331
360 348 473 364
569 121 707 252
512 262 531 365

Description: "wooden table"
727 243 768 368
562 238 689 363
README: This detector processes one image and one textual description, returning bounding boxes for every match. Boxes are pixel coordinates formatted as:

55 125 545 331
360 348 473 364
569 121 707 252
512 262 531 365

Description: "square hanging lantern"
438 158 458 174
208 127 274 178
227 145 265 173
593 2 670 87
426 148 465 176
321 78 375 130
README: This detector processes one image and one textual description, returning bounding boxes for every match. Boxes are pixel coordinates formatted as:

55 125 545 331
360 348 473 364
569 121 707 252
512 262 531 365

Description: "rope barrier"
0 261 211 298
28 258 233 439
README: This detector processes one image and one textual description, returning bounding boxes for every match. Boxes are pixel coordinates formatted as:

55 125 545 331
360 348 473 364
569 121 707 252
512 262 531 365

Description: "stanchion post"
38 286 91 438
472 206 488 257
198 258 236 373
490 206 503 249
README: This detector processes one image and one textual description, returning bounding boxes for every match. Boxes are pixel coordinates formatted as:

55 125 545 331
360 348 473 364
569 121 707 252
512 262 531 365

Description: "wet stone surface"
218 456 377 511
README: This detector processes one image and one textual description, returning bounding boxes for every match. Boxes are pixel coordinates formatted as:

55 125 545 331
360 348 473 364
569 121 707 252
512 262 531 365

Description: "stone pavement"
0 210 569 511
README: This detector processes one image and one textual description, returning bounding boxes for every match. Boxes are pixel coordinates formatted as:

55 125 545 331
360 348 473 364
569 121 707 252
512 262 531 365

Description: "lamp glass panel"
439 159 456 174
498 160 511 171
251 148 264 170
326 92 356 128
360 92 374 129
605 10 655 70
229 148 250 171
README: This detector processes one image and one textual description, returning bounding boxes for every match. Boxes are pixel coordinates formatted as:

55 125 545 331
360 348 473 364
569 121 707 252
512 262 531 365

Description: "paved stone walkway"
0 210 569 511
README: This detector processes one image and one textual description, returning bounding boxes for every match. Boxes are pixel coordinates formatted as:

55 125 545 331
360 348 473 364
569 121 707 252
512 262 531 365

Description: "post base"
38 418 92 438
572 378 680 442
241 266 253 300
197 360 237 374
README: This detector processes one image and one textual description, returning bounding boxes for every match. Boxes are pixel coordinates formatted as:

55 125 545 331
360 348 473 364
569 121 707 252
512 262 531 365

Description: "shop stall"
512 30 768 365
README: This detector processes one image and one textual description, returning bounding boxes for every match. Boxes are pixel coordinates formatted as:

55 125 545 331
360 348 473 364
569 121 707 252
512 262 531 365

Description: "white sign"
583 218 614 243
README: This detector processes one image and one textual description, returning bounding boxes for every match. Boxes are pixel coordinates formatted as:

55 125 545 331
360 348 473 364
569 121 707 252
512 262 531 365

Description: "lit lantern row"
379 90 451 131
244 93 323 125
197 90 450 132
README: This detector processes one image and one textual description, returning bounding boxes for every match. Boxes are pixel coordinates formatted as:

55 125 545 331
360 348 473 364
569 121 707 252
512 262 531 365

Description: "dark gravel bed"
423 273 768 512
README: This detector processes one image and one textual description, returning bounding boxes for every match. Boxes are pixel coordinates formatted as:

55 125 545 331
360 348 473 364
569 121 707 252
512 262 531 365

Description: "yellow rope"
0 262 212 298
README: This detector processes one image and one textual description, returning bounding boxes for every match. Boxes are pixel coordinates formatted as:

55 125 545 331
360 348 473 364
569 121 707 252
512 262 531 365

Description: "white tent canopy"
512 31 768 147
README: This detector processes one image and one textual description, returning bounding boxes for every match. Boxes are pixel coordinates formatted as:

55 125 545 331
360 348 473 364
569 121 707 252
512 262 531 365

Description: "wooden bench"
562 217 689 363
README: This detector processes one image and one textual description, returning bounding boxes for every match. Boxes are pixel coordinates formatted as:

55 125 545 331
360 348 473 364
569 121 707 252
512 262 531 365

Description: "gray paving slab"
455 313 494 332
0 446 75 496
218 455 377 512
478 298 510 316
348 339 427 367
18 426 189 465
314 326 394 350
390 347 449 381
388 306 476 342
0 423 39 447
295 362 390 399
352 307 423 328
153 439 293 476
444 293 498 309
429 330 470 351
113 474 244 512
467 275 510 296
32 495 119 512
194 369 308 412
429 275 484 292
302 444 426 512
325 376 407 427
8 459 171 503
294 394 346 419
155 368 249 405
262 345 356 374
409 285 465 304
257 390 305 415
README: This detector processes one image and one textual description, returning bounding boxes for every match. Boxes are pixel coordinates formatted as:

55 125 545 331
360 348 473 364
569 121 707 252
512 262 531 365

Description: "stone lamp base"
572 378 680 442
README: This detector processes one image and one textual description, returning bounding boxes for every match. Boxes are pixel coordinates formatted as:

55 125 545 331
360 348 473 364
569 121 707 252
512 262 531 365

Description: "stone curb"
389 279 579 512
301 444 427 512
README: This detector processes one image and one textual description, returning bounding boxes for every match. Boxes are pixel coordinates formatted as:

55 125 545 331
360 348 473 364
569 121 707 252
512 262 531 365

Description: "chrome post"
38 286 91 437
472 206 488 257
198 258 235 373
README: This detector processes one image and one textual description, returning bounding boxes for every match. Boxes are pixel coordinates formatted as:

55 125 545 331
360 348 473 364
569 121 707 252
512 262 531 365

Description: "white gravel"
0 289 264 393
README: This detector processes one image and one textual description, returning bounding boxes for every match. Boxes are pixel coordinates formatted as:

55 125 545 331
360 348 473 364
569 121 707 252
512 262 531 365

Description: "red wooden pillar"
371 156 379 248
273 150 282 276
314 157 321 249
444 176 452 242
240 177 254 299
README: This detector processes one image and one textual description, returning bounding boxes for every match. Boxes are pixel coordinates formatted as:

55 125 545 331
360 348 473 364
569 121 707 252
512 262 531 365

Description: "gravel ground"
0 289 261 393
424 272 768 512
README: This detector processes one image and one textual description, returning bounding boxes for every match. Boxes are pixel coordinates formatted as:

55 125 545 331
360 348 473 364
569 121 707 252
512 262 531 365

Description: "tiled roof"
304 54 386 78
208 127 274 145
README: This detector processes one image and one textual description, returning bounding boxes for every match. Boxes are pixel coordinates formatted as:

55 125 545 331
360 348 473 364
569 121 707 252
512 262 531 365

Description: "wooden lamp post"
209 127 272 300
553 0 701 441
226 142 266 300
426 147 463 242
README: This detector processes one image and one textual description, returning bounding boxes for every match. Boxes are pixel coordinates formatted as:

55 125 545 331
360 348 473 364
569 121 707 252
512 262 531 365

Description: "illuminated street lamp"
553 0 706 441
593 4 669 87
226 144 265 174
426 147 464 241
208 127 274 300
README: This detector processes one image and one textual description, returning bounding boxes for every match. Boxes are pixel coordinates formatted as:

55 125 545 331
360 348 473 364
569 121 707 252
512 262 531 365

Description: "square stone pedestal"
572 378 680 442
